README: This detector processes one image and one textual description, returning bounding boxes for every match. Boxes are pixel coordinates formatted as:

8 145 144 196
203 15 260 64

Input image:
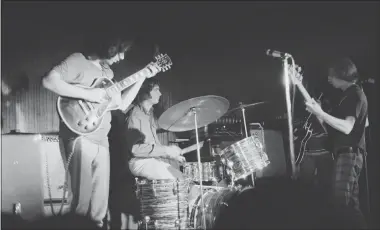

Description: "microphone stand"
363 128 371 217
282 56 297 179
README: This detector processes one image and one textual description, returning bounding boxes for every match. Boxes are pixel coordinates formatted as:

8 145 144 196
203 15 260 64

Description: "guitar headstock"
288 64 303 85
154 54 173 72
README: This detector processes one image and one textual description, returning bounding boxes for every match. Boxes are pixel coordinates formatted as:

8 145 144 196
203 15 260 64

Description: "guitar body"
294 126 313 165
57 77 119 136
56 53 173 136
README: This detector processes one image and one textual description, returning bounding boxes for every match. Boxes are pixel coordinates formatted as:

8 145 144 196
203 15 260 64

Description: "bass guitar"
57 54 172 136
288 65 327 165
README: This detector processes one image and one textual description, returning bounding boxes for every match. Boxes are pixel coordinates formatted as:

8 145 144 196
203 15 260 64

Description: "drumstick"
181 141 204 155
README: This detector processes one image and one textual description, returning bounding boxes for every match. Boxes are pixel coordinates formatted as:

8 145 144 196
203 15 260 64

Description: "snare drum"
220 136 270 181
183 161 224 182
189 186 238 229
136 179 190 229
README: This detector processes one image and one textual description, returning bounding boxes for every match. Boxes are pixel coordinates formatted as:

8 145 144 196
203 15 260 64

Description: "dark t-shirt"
328 84 368 151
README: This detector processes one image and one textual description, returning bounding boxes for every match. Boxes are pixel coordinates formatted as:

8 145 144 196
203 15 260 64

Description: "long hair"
82 34 134 60
329 57 359 83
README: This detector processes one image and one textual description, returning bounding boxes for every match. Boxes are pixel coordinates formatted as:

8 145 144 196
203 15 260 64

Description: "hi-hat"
158 95 230 132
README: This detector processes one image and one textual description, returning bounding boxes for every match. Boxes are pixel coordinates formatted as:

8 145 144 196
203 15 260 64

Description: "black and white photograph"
1 1 379 229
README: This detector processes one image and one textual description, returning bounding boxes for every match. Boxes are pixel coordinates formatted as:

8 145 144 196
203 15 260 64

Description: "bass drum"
188 187 238 229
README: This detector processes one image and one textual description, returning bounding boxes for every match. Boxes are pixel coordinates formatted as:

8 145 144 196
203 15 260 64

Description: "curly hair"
82 34 134 60
133 78 160 105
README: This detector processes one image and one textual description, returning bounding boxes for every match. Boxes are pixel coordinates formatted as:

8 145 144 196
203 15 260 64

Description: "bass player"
305 57 368 228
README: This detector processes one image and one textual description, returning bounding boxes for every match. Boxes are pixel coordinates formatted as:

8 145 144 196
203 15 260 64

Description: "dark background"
2 0 379 227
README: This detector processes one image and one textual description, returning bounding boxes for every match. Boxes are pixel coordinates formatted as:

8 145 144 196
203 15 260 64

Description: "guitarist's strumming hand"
314 99 325 125
86 88 108 103
305 98 325 120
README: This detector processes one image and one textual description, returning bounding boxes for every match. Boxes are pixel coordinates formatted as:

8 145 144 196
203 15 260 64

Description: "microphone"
362 78 375 84
266 49 292 58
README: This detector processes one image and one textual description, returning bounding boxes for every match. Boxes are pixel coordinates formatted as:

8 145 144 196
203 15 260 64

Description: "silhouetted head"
327 57 359 90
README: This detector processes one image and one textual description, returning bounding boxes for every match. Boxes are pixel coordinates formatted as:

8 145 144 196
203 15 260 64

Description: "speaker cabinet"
249 127 288 178
1 134 70 221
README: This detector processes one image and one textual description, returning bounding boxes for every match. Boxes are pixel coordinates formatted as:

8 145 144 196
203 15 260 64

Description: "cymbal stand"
239 103 256 187
190 107 207 230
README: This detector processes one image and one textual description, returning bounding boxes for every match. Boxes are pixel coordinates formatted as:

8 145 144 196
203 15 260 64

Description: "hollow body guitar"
57 54 172 136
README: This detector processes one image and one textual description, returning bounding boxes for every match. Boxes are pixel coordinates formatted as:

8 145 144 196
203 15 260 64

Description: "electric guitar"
288 65 327 165
57 54 172 136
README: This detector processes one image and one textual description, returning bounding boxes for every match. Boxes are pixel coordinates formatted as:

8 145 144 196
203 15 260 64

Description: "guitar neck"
107 67 151 94
295 83 312 102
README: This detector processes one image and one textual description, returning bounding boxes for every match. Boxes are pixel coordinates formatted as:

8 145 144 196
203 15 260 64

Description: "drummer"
124 78 186 180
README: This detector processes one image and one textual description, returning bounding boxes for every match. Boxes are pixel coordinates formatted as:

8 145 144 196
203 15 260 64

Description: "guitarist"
42 36 160 228
305 57 368 228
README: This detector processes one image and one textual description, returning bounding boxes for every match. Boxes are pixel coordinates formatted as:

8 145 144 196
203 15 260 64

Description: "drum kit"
135 95 270 229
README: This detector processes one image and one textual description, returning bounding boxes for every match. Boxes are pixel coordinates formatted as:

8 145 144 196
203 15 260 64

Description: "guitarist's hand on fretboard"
145 63 161 78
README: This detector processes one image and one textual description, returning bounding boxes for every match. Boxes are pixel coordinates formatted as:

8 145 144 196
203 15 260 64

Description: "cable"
363 119 372 216
45 136 82 216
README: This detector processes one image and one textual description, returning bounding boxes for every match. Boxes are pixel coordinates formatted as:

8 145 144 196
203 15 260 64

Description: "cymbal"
226 101 267 114
158 95 230 132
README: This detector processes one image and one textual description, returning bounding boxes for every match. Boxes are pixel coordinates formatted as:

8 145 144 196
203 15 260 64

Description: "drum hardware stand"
138 216 151 230
190 107 207 230
238 102 256 187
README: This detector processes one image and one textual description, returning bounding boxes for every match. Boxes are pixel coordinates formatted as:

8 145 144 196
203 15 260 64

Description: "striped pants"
333 150 366 228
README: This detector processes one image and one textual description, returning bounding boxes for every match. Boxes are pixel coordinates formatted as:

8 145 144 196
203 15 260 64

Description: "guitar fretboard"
106 68 150 95
296 82 312 102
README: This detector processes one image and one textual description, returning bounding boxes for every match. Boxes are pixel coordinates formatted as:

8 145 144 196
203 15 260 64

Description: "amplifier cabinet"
249 127 288 178
1 134 70 221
